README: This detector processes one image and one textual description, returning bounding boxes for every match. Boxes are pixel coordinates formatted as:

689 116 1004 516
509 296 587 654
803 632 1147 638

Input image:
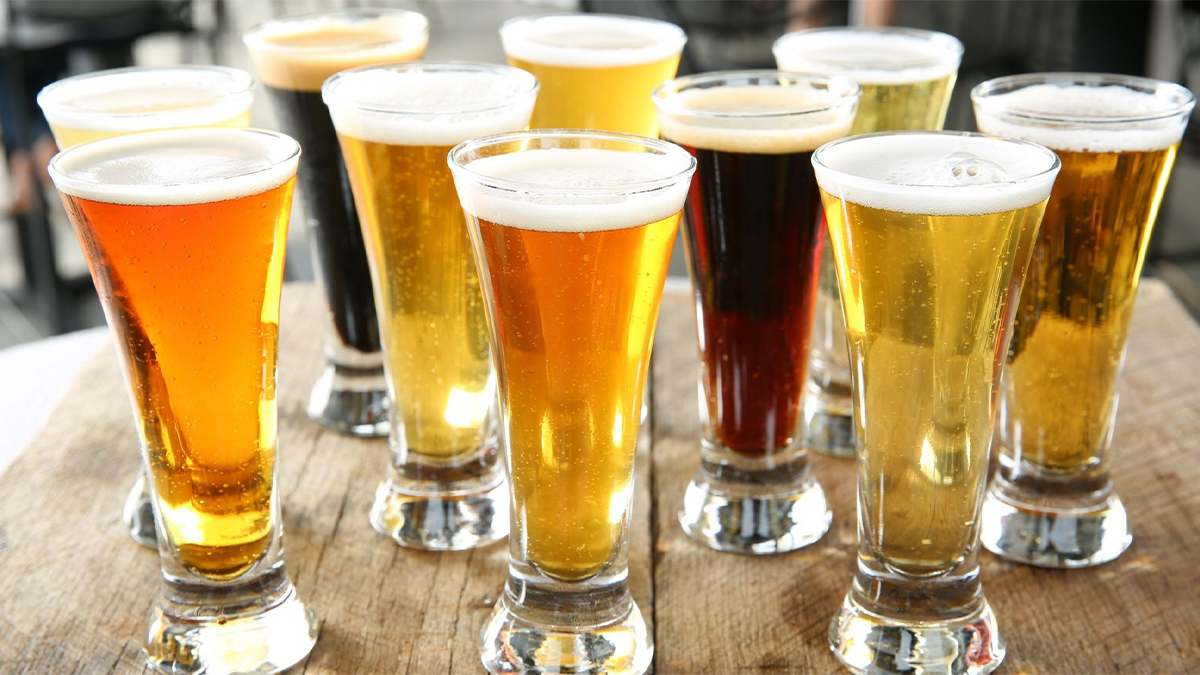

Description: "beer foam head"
243 10 429 91
37 66 252 136
501 14 686 68
973 79 1194 152
323 64 537 146
655 74 858 153
773 28 962 85
49 128 300 206
452 145 695 231
813 132 1059 215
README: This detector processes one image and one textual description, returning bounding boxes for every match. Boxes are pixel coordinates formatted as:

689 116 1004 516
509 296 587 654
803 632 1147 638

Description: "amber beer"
974 74 1194 568
49 128 315 672
815 132 1058 673
501 14 685 136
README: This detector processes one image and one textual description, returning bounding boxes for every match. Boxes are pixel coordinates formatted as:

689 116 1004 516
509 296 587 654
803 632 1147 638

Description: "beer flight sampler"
33 8 1194 675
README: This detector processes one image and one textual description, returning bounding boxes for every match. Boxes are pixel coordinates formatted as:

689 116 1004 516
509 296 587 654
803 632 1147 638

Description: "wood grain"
1 280 1197 673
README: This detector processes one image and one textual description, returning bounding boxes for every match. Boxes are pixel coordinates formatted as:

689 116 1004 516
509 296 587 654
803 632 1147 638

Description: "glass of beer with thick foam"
244 9 429 438
323 62 537 550
973 74 1194 568
773 27 963 458
450 130 694 673
48 129 316 672
814 132 1059 674
37 65 255 551
500 13 686 137
653 71 858 554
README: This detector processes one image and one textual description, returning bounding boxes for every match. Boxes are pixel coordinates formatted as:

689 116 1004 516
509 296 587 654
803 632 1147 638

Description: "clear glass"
814 131 1059 674
37 64 256 550
244 9 431 438
48 128 316 673
450 130 694 673
323 62 538 550
772 27 963 457
653 70 859 553
973 73 1194 568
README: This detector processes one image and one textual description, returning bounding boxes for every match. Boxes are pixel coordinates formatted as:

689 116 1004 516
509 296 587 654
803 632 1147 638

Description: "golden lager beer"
814 131 1058 672
324 62 537 550
501 14 685 136
37 65 253 149
452 131 694 674
49 129 317 672
974 73 1194 568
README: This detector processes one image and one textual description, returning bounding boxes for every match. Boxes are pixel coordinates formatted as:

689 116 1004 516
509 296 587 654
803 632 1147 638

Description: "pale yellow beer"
37 66 253 149
501 14 685 136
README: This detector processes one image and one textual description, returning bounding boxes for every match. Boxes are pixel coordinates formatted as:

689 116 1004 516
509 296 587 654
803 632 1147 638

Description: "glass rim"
971 72 1196 125
321 61 538 118
448 128 697 196
48 127 301 198
812 130 1061 190
499 12 687 51
242 7 430 53
652 69 860 119
772 25 964 62
36 65 254 120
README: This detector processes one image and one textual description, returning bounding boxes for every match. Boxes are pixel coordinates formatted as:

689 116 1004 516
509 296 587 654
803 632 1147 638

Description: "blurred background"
1 0 1199 352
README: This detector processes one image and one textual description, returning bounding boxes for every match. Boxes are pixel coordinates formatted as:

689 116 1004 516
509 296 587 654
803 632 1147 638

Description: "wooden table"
1 280 1197 673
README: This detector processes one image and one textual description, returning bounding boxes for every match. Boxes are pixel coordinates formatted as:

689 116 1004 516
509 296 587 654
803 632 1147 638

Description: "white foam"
773 29 961 85
37 67 252 134
974 83 1190 153
813 133 1058 215
49 129 299 206
501 14 686 68
657 84 856 153
324 67 536 146
453 147 693 231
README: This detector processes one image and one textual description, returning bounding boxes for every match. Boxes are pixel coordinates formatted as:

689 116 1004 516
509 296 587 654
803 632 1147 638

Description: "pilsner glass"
654 71 858 553
48 128 315 672
323 62 537 549
973 73 1194 568
38 65 254 549
500 13 686 137
244 8 429 437
814 132 1058 673
773 27 963 457
450 130 694 673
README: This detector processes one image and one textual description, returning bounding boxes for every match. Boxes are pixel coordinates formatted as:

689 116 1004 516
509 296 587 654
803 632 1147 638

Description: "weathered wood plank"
650 279 1200 673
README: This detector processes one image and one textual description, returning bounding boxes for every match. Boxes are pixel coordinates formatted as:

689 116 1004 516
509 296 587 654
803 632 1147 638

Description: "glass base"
306 361 389 437
980 483 1131 568
480 592 652 674
145 570 318 674
369 474 508 551
124 472 158 548
804 383 855 458
829 593 1004 675
678 472 830 554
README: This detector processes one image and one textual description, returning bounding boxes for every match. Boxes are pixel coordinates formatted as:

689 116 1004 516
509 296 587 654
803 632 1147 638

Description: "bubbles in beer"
888 152 1011 187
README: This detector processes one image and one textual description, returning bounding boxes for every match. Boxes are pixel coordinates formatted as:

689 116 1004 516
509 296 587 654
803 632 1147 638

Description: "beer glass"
38 65 254 549
450 130 694 673
813 132 1059 673
244 8 429 437
654 71 858 553
500 13 686 137
973 73 1194 568
773 28 963 457
48 128 316 672
323 62 537 549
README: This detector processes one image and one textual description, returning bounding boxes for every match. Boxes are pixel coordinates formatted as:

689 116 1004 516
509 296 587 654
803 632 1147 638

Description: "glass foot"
980 484 1131 568
123 472 158 548
145 572 318 674
306 362 389 437
369 475 508 550
804 385 855 458
678 473 830 554
481 592 652 674
829 593 1004 675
